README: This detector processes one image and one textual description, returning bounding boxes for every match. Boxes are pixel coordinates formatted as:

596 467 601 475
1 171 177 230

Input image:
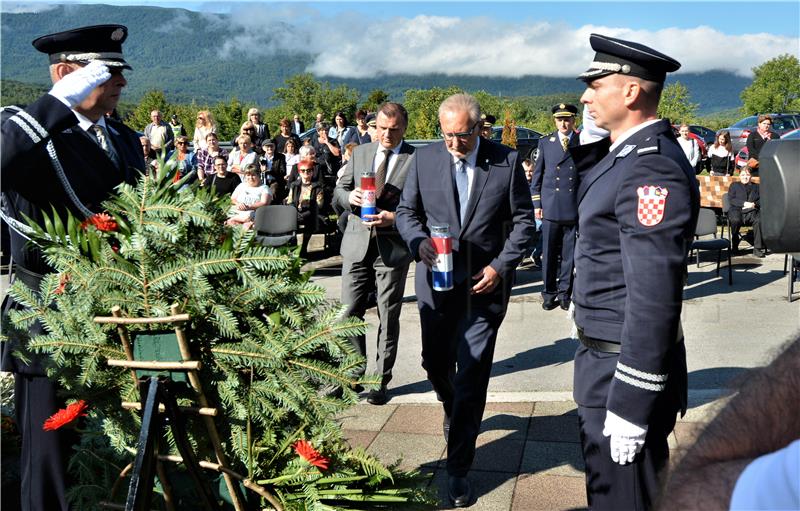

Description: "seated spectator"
745 114 779 173
707 130 734 176
227 134 259 180
677 123 700 170
728 167 765 257
248 108 270 148
354 109 371 144
145 109 174 153
328 111 357 148
139 136 158 175
169 114 187 140
194 132 229 178
286 159 324 257
286 146 319 185
232 121 261 154
274 118 301 153
226 164 271 230
166 135 194 182
199 156 239 196
260 140 287 203
283 138 300 169
193 110 216 150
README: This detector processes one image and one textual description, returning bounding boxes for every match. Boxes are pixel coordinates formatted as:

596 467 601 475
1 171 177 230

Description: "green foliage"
403 86 462 139
127 90 171 132
658 81 699 124
361 89 390 112
273 73 360 127
741 54 800 114
0 79 48 107
8 160 433 509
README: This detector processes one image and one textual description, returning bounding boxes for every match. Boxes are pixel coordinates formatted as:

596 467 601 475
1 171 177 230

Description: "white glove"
603 410 648 465
49 60 111 108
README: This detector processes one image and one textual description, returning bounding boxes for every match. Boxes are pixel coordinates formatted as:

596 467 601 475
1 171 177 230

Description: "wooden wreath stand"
95 305 282 511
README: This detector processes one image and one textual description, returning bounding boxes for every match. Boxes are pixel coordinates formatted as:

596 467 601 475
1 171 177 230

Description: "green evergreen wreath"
5 163 433 510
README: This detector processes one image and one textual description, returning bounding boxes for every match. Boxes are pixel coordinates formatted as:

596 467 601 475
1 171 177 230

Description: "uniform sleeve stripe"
614 370 666 392
9 116 42 144
15 110 49 139
617 362 668 382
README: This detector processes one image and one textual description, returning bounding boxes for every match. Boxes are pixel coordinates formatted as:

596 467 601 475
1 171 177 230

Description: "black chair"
787 253 800 302
720 193 731 240
253 205 298 248
691 207 732 285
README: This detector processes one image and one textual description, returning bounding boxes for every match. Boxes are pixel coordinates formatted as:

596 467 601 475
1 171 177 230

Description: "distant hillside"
1 4 749 113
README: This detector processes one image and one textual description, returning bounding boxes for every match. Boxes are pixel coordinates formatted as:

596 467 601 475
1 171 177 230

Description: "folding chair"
691 207 733 285
253 205 298 248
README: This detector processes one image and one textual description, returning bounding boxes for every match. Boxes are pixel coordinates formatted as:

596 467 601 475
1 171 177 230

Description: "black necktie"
375 149 391 198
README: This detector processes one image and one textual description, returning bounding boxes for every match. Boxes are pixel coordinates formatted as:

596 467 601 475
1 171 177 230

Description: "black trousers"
728 208 763 250
418 282 504 477
541 220 576 301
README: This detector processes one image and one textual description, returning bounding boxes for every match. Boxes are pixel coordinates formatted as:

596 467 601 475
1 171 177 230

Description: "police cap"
365 113 377 127
578 33 680 84
32 24 132 70
481 114 496 128
552 104 578 118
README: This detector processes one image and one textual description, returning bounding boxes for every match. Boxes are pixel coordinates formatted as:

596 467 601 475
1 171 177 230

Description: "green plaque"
132 330 188 383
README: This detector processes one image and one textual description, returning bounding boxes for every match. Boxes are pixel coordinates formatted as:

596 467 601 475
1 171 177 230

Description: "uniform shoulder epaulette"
637 138 661 155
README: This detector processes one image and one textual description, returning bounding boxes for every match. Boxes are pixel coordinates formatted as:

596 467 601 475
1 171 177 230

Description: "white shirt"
73 110 109 136
731 439 800 510
372 142 403 181
450 137 481 200
609 119 661 153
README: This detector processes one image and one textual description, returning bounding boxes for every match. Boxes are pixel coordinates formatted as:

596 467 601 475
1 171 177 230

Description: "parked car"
687 125 717 146
718 113 800 153
733 127 800 172
780 128 800 140
490 126 544 159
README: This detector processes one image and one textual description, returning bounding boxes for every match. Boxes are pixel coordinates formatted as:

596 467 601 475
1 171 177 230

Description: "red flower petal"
43 400 88 431
81 213 118 232
54 273 71 295
292 439 329 470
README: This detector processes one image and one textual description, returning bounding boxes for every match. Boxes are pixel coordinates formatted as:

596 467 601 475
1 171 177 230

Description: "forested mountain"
1 4 750 113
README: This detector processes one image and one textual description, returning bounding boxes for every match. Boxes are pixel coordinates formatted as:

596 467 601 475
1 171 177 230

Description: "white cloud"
0 2 59 13
218 8 798 78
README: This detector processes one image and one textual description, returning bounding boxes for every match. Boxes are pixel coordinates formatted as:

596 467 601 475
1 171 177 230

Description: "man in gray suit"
333 102 416 405
396 94 534 507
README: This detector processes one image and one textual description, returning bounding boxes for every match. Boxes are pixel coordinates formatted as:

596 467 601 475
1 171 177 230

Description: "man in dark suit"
570 34 699 510
531 103 580 310
260 139 287 203
396 93 534 507
248 107 270 148
1 25 143 510
333 102 416 405
292 113 305 135
727 167 764 256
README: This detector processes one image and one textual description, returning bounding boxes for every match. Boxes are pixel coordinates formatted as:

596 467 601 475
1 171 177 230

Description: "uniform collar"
73 110 108 132
609 118 661 152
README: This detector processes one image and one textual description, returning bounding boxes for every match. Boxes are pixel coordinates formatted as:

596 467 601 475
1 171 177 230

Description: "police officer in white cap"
570 33 700 510
1 24 143 510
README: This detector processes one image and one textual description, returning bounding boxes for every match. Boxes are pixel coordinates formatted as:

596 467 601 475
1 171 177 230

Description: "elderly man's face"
70 65 126 117
440 108 480 159
151 111 161 123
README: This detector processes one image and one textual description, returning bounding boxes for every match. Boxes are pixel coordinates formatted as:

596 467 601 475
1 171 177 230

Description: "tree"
741 54 800 114
127 90 171 132
658 81 698 124
272 73 322 124
403 86 462 139
500 110 517 148
361 89 390 112
211 97 246 141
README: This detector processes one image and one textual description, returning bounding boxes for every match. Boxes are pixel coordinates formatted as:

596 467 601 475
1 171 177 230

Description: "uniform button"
569 177 573 181
556 187 560 191
556 177 560 181
569 188 573 192
556 166 560 170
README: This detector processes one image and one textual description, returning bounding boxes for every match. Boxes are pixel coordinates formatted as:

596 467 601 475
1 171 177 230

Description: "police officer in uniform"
570 34 699 510
531 103 580 310
1 25 142 510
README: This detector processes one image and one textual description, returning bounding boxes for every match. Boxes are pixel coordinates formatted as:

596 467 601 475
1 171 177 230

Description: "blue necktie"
455 159 468 222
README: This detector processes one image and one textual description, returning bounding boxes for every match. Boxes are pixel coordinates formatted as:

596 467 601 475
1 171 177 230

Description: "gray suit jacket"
334 141 416 267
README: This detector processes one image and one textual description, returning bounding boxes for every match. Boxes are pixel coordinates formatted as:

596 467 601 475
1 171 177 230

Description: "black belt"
577 327 621 354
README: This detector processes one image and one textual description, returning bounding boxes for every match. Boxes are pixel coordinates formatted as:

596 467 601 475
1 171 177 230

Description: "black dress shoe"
443 415 451 443
542 297 559 311
559 298 571 311
366 386 388 405
753 249 766 258
447 475 473 508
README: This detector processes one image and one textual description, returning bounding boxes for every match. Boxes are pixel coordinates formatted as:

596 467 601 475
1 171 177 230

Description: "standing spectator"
313 122 342 183
292 113 305 135
226 164 271 229
192 110 216 150
194 131 229 178
522 157 543 267
260 140 287 202
479 113 496 139
169 113 187 140
677 123 700 170
283 138 301 169
232 121 260 154
145 109 174 153
727 167 764 257
333 102 416 406
531 103 580 310
707 130 734 176
365 113 378 141
248 108 270 148
227 134 258 180
745 114 779 172
287 158 325 257
395 94 534 507
571 34 699 511
140 135 158 175
329 111 357 148
354 109 372 144
200 155 239 196
274 118 300 153
166 135 194 182
315 112 324 128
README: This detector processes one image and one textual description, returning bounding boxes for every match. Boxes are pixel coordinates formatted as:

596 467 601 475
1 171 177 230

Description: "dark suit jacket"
334 141 416 268
292 120 305 135
530 131 579 222
396 139 534 309
727 181 759 210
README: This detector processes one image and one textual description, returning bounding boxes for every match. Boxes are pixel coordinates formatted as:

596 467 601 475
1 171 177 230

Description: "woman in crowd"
227 134 259 180
707 130 734 176
200 155 239 196
328 111 357 148
227 164 271 229
194 131 229 177
274 118 301 153
232 122 262 154
167 135 194 182
286 145 318 185
745 114 779 172
677 123 700 170
193 110 216 150
283 138 301 169
354 109 371 144
337 142 358 180
286 158 325 257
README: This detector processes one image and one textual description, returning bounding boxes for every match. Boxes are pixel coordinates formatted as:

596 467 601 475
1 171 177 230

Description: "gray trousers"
341 239 409 386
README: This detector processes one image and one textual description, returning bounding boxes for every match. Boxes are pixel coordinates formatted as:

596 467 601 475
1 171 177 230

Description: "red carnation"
81 212 118 232
54 273 71 295
43 400 88 431
292 439 329 470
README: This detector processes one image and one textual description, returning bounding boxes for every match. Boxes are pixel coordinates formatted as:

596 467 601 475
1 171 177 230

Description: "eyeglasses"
442 122 479 141
299 168 313 173
176 142 186 145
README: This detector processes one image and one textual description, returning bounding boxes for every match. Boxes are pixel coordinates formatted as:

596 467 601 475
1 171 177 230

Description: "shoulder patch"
637 185 669 226
616 144 636 158
637 146 659 154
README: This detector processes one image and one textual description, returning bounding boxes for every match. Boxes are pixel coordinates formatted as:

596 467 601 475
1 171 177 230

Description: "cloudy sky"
7 1 800 78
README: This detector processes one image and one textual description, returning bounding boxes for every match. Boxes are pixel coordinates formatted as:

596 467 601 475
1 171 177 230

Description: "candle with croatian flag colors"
430 224 453 291
360 170 377 220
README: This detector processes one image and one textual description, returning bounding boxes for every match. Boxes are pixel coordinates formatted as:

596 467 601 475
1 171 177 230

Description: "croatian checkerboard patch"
637 185 668 226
